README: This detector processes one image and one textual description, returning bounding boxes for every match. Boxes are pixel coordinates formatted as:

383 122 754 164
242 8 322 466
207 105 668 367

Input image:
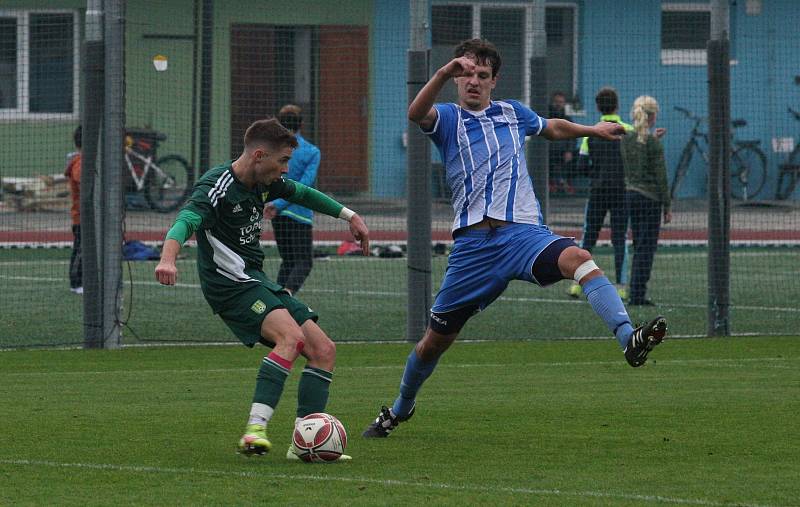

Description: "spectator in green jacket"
620 95 672 306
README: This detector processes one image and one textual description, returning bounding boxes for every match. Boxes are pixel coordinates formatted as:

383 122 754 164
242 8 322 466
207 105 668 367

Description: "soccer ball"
292 413 348 462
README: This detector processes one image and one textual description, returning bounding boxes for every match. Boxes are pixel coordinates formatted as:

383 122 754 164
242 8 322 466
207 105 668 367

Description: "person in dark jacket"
568 87 632 300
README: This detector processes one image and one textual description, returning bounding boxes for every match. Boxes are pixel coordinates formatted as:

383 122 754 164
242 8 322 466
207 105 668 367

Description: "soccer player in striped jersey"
363 38 667 439
155 118 369 460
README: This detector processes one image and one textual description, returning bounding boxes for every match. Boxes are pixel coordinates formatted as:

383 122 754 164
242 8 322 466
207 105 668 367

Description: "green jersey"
168 161 345 312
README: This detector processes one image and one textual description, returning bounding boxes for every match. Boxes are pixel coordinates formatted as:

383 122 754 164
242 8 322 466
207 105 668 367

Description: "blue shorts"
432 223 574 315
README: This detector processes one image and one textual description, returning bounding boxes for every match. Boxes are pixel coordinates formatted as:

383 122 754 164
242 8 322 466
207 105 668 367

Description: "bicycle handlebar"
674 106 693 117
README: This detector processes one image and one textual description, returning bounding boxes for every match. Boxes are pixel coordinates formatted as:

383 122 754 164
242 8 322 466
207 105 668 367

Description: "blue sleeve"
512 101 547 137
297 148 320 188
420 103 456 147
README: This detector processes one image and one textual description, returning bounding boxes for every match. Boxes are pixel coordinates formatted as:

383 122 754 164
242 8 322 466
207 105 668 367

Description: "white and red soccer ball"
292 413 347 462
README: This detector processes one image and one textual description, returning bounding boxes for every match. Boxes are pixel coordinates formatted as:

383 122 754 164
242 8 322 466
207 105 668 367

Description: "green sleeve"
165 209 203 244
651 138 670 211
286 181 345 218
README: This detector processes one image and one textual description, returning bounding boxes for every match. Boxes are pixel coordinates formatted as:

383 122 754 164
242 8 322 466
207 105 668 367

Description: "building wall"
578 0 800 199
0 0 84 179
370 0 409 197
3 0 799 202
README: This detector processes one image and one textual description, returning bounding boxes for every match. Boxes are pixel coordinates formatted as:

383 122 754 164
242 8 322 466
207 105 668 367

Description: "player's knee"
571 247 593 266
558 246 602 282
278 329 306 353
572 256 602 284
315 338 336 363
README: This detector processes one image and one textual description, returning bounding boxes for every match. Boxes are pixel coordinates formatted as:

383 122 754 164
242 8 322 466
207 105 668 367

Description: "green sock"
252 354 291 410
296 366 333 418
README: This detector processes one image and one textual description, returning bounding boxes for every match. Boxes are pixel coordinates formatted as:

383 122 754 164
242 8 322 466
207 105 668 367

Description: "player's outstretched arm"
408 56 476 129
155 209 203 285
155 239 180 285
542 118 626 141
286 182 370 255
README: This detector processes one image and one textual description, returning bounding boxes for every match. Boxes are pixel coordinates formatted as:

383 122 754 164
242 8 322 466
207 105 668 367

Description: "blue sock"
582 276 634 348
392 349 439 418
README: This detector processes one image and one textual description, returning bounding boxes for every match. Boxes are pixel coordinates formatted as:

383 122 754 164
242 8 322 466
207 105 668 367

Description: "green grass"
1 337 798 505
1 246 798 347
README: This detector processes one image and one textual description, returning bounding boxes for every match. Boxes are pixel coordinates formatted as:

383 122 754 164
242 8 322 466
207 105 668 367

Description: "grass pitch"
1 337 798 506
1 246 798 347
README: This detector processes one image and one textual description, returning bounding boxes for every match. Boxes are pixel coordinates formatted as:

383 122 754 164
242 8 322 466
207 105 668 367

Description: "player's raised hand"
442 56 477 79
348 213 371 256
155 260 178 285
592 121 626 140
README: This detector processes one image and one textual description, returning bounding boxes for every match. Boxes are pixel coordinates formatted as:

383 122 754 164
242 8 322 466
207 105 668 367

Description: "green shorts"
216 283 318 347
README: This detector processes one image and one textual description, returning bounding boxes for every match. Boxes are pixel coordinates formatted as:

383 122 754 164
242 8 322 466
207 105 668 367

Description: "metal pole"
406 0 432 342
81 0 104 348
707 0 730 336
101 0 125 348
528 0 549 221
199 0 213 173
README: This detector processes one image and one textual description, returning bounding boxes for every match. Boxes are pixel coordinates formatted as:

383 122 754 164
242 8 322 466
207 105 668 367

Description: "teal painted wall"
577 0 800 199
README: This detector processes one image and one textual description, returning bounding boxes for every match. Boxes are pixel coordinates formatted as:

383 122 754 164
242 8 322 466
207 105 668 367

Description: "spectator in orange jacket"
65 126 83 294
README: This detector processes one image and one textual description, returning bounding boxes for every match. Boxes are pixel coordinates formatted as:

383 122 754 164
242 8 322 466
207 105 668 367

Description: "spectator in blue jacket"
265 104 321 294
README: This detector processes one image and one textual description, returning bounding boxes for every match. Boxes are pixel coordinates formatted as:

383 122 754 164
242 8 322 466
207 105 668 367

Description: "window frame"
0 9 80 120
660 2 711 66
431 1 579 106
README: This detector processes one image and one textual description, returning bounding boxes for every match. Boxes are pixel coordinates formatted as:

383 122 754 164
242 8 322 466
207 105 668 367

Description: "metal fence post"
707 0 731 336
101 0 125 348
406 0 432 342
81 0 104 348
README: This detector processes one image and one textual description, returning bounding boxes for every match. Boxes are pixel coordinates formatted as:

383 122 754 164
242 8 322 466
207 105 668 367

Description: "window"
430 3 577 106
0 10 79 118
545 5 577 104
661 3 711 65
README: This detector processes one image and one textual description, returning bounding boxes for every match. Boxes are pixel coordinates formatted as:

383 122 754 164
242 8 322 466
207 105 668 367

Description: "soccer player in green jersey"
155 118 369 460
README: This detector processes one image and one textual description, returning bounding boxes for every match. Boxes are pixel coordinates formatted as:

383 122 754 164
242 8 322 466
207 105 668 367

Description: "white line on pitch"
0 458 779 507
3 274 798 313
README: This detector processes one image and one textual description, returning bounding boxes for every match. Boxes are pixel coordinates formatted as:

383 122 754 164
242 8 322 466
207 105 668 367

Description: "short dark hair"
454 38 502 78
244 118 298 150
73 125 82 149
595 87 618 115
277 110 302 133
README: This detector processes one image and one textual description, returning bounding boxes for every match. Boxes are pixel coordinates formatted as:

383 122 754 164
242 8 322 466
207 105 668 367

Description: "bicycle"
775 107 800 200
670 106 767 201
125 129 193 213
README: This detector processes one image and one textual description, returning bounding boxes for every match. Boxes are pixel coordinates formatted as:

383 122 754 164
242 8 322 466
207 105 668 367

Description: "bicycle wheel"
775 147 800 200
730 145 767 200
144 155 194 213
670 143 694 201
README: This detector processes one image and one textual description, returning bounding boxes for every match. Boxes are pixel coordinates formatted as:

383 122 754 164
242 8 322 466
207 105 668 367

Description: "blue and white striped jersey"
422 100 548 231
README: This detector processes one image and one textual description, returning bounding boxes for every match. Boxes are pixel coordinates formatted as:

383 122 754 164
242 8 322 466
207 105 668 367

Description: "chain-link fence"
1 0 798 348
